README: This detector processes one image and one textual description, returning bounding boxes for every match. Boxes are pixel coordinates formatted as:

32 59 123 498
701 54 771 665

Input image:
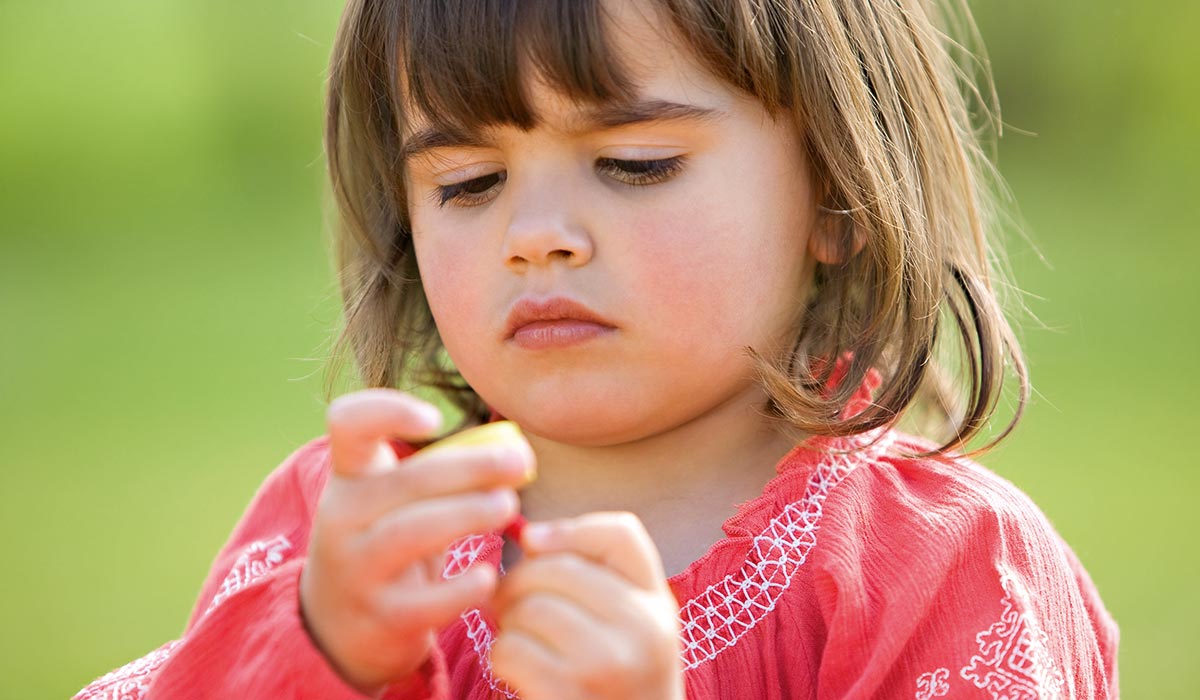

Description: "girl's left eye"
596 156 685 186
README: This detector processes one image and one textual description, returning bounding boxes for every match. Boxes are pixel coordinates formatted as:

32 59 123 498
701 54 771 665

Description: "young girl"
75 0 1119 698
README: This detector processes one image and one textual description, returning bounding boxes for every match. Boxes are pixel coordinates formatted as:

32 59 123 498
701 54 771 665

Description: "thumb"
326 389 443 478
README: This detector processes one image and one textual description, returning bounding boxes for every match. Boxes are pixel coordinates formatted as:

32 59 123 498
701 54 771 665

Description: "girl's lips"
503 296 617 350
509 319 615 350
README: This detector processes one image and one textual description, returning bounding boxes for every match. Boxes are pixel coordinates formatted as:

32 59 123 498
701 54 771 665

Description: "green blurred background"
1 0 1196 697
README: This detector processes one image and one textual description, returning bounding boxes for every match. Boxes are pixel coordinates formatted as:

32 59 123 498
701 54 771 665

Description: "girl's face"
405 1 824 446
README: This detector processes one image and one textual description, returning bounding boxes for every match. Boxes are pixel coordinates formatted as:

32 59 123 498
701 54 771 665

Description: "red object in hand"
502 514 527 545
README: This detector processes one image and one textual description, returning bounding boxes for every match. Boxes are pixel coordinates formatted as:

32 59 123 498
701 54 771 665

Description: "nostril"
501 225 593 268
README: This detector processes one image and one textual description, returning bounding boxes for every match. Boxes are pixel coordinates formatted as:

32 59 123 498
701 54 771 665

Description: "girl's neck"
518 385 801 575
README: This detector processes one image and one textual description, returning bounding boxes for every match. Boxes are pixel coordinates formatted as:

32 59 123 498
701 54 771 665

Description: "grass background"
1 0 1196 697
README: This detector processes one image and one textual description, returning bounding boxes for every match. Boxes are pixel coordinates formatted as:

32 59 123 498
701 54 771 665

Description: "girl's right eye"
433 171 506 208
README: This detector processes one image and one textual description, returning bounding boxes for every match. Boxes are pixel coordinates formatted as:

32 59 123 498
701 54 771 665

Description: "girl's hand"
489 512 685 700
300 390 535 694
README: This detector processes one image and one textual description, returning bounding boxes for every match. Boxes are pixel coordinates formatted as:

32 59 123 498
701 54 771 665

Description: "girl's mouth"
509 319 615 350
504 296 617 349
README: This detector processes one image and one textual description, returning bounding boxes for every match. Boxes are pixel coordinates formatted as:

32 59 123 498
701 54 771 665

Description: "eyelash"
431 157 685 208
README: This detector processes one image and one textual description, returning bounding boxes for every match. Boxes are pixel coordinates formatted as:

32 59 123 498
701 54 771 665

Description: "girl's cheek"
412 232 490 337
624 207 734 312
625 206 739 292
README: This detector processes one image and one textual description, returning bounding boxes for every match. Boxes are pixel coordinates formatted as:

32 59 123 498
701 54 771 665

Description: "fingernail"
522 522 553 549
415 405 443 430
495 447 523 473
495 447 536 483
488 489 517 515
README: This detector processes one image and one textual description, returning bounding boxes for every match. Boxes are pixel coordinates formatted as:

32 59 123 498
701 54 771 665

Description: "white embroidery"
462 608 521 699
443 534 490 579
205 535 293 615
915 667 951 699
959 575 1066 700
443 430 892 694
73 641 181 700
442 535 521 698
678 430 892 669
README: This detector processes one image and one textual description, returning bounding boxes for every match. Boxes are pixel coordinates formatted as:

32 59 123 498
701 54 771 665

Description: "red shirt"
74 378 1119 699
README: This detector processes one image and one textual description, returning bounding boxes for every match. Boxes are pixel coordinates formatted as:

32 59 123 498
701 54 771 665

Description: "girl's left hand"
488 512 685 700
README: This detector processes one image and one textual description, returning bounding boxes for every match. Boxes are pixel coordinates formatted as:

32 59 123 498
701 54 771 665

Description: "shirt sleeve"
72 437 450 700
809 445 1119 700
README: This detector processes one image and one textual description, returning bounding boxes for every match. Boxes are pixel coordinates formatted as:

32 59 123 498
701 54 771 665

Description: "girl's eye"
597 157 684 186
434 171 506 208
430 156 684 209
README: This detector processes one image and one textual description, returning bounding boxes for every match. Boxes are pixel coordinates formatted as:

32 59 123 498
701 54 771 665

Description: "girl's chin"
500 402 667 448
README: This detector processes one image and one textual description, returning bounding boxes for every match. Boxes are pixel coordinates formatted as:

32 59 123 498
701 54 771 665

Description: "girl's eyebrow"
579 98 724 131
400 99 723 163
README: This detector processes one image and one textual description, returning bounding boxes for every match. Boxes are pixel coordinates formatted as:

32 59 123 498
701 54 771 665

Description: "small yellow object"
420 421 535 483
420 420 526 453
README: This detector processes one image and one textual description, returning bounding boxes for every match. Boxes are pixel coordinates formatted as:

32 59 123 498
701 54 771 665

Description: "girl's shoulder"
771 427 1116 633
807 429 1068 560
785 430 1119 700
257 434 336 506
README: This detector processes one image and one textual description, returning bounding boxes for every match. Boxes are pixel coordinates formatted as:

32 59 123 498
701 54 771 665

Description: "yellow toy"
419 420 526 454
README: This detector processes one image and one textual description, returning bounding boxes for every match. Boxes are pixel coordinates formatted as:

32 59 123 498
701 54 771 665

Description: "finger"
494 551 665 629
343 443 534 524
326 389 442 477
496 591 607 662
521 511 668 590
404 439 536 496
489 629 566 700
356 489 520 577
424 550 446 581
373 564 496 635
497 594 653 698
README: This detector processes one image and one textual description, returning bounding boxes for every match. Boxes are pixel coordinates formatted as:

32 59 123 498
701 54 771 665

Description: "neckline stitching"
442 428 893 692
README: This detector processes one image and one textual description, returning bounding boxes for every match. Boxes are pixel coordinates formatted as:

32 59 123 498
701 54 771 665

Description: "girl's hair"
322 0 1028 456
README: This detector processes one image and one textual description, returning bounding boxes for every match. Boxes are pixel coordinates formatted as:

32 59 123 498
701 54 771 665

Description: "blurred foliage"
1 0 1196 697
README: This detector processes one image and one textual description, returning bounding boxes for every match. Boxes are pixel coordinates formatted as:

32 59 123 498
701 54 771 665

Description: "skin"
301 0 859 697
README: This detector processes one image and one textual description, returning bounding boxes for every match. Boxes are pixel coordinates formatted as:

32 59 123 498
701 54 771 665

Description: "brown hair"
322 0 1028 456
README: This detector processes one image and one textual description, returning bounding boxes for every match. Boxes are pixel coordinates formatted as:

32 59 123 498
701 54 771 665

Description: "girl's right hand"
299 389 535 694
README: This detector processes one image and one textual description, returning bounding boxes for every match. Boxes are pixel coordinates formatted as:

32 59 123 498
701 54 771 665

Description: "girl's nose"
501 184 594 272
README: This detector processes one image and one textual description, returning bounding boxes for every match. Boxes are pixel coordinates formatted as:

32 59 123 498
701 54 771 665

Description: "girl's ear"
808 208 866 265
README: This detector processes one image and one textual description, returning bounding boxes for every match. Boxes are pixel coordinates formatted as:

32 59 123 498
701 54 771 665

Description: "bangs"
397 0 639 134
